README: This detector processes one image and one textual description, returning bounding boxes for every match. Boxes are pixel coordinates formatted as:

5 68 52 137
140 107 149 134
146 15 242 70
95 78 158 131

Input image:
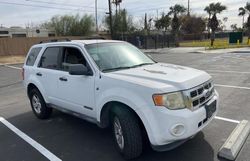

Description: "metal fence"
113 34 176 49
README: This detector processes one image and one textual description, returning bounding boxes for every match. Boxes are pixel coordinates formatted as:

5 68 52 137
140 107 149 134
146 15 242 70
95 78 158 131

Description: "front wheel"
112 108 143 159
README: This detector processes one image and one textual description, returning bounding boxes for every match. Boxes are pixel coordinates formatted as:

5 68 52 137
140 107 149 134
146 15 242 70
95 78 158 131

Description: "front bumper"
137 90 219 148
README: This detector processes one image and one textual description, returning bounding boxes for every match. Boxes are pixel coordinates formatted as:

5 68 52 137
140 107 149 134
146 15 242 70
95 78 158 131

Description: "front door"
55 46 95 118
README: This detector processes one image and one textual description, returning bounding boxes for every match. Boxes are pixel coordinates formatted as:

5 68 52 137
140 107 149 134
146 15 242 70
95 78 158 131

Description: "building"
0 26 55 38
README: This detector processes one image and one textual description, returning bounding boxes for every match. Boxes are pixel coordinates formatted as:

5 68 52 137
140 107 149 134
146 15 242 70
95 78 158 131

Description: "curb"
218 120 250 160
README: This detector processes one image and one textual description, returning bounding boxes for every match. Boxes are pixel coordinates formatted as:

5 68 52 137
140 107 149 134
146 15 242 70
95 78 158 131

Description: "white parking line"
215 116 240 124
215 84 250 90
4 65 22 70
207 70 250 74
0 117 62 161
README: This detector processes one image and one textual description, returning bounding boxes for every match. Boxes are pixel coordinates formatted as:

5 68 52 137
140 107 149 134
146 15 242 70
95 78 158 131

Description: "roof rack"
80 36 106 40
39 38 71 44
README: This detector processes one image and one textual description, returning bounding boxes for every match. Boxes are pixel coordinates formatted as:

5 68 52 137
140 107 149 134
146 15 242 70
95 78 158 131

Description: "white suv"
23 39 219 159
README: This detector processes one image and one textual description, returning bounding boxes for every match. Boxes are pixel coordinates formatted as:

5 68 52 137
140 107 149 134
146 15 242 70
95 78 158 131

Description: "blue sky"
0 0 248 29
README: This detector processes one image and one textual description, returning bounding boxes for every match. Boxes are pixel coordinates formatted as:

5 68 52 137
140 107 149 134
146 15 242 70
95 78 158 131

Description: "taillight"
22 68 24 80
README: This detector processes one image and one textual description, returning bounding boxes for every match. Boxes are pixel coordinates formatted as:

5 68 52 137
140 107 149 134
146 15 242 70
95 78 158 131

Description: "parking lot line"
4 65 22 70
0 81 22 89
207 70 250 74
215 116 240 124
0 117 62 161
215 84 250 90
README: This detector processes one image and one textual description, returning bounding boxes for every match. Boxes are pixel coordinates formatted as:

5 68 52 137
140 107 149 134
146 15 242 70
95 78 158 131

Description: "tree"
168 4 187 46
210 14 219 46
204 4 213 36
154 13 171 31
217 17 228 31
204 3 227 46
247 16 250 38
181 15 206 34
239 7 246 29
41 14 94 36
144 13 148 32
239 3 250 39
169 4 187 16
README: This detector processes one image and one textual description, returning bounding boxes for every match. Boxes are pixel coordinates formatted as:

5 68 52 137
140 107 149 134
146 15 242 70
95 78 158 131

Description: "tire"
111 107 143 159
29 88 52 119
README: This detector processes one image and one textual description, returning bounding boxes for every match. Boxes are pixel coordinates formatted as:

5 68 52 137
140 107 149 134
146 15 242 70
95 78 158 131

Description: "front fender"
95 87 157 144
96 87 149 122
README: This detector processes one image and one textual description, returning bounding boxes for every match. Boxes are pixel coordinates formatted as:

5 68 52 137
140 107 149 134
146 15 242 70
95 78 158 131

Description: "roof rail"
80 36 106 40
39 38 71 44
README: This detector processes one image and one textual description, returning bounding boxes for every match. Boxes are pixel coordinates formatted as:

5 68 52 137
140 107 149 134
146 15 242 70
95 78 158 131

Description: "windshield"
85 42 155 72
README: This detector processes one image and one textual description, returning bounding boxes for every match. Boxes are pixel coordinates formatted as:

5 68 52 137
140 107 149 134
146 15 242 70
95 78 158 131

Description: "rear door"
54 46 96 117
36 47 62 103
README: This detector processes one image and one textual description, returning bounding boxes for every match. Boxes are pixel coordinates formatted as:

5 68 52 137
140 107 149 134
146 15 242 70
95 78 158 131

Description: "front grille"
184 80 215 110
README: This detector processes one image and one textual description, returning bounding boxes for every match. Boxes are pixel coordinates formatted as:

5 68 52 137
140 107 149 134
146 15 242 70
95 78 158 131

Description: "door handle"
36 72 42 76
59 77 68 82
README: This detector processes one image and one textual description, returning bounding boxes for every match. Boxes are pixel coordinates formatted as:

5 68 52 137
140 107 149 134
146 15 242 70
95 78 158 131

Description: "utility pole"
95 0 98 33
187 0 190 16
112 0 122 16
156 9 159 21
108 0 113 39
144 13 148 49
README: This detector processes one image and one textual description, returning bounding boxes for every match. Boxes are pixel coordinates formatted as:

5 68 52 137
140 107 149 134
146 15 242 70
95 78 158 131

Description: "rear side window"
26 47 42 66
39 47 60 70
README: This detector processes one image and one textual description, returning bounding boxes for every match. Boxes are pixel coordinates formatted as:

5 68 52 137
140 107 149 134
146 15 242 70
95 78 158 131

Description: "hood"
105 63 211 91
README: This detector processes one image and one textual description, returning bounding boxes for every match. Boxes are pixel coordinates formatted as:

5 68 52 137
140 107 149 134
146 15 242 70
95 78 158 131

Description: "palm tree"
204 2 226 46
239 3 250 40
168 4 186 46
169 4 187 16
204 4 213 36
239 7 246 29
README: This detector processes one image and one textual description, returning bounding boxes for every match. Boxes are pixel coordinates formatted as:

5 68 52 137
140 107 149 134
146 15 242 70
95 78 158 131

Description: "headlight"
153 92 186 110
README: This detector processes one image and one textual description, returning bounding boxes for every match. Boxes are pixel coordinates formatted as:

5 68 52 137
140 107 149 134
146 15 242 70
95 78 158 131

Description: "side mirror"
68 64 93 76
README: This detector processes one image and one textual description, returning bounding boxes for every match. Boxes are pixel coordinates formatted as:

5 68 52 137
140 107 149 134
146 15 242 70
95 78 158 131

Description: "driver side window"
61 47 87 72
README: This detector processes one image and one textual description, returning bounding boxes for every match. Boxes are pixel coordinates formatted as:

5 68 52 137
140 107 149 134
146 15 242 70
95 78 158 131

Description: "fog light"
170 124 185 137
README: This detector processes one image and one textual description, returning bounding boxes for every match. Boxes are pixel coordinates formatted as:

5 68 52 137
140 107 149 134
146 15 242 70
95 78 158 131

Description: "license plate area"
205 100 217 119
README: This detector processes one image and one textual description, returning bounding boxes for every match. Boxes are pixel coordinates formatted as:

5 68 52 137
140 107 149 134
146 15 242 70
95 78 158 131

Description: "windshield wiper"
130 63 155 68
102 63 155 72
102 66 131 72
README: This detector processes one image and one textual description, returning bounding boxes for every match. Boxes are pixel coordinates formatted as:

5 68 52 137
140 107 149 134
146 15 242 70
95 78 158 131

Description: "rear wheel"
111 107 143 159
29 88 52 119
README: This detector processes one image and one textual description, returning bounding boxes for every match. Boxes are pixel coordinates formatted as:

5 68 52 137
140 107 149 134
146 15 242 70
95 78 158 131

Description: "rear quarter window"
26 47 42 66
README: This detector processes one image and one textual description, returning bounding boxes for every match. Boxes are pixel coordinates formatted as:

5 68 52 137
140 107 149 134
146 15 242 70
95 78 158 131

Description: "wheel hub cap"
114 117 124 150
32 95 42 114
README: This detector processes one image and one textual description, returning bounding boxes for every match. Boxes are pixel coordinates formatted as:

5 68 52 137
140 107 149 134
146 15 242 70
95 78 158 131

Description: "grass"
0 55 25 64
179 37 250 50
